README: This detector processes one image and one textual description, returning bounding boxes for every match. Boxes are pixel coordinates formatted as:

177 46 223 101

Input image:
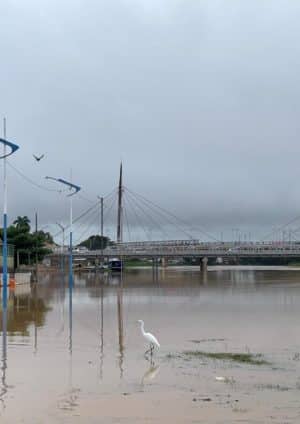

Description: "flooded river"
0 266 300 423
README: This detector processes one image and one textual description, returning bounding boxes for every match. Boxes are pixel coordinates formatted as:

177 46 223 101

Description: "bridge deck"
51 241 300 259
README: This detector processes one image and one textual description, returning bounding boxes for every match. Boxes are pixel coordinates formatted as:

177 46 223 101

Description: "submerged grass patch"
256 384 290 391
182 350 269 365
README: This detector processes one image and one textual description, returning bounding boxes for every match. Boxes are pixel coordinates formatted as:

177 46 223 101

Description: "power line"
7 161 63 193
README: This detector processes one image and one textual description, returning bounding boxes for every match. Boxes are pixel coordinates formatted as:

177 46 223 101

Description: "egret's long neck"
140 321 145 335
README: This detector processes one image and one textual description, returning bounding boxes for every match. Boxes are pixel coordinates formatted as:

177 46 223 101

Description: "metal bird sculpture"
33 154 45 162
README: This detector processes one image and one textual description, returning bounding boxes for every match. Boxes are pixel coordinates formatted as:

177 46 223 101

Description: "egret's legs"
150 344 154 356
144 347 151 357
145 343 154 358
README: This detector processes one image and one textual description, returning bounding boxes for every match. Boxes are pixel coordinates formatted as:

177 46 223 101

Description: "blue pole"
0 124 19 308
2 214 7 309
69 191 73 290
69 230 73 288
69 276 73 354
3 119 7 309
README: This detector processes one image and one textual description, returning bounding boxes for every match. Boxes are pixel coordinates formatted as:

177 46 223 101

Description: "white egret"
137 320 160 356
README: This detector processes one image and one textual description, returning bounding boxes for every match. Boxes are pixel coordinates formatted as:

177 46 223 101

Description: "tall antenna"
117 162 123 243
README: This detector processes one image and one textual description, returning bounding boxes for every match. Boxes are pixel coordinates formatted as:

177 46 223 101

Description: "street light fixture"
45 176 81 288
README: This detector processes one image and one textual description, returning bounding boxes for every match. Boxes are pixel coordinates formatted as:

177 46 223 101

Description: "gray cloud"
1 0 300 242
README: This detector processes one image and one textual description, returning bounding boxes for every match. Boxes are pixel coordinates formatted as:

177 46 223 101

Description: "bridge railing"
53 241 300 257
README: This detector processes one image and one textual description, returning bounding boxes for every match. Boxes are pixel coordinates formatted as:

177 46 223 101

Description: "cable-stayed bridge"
9 159 300 265
47 164 300 269
47 240 300 273
76 240 300 259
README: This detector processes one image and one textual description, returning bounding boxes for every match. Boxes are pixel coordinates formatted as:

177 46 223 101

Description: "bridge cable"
72 203 101 236
53 189 119 240
259 214 300 242
124 186 218 241
125 187 197 240
124 190 171 240
102 193 119 240
74 207 102 245
52 201 101 239
122 196 132 242
123 192 153 241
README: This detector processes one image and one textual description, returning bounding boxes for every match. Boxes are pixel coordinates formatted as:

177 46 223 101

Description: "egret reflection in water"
141 361 160 386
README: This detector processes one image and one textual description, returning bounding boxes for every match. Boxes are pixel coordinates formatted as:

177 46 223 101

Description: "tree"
13 216 31 232
78 235 112 250
0 215 54 266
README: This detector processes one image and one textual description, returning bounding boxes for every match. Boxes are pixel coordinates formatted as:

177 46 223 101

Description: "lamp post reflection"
108 272 125 378
0 306 8 411
117 280 124 379
32 284 38 354
99 284 104 380
69 284 73 355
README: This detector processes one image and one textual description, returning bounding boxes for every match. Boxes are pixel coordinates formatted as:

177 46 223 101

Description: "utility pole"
117 163 123 243
97 196 104 267
34 211 38 282
100 197 104 265
56 222 65 270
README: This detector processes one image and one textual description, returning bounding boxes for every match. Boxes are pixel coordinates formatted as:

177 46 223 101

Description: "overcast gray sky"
1 0 300 242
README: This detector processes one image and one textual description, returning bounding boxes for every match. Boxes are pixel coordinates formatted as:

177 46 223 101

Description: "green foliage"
78 235 112 250
13 216 31 232
182 351 269 365
0 216 54 266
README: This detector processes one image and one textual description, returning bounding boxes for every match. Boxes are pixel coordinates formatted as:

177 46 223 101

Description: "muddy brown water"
0 266 300 423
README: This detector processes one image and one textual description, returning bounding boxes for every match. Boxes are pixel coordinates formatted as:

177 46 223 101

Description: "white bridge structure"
48 165 300 270
74 240 300 258
47 240 300 271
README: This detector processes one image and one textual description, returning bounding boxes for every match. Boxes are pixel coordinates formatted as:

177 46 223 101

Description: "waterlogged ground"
0 266 300 423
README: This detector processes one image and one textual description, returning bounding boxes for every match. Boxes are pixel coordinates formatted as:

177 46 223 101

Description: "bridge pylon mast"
117 162 123 243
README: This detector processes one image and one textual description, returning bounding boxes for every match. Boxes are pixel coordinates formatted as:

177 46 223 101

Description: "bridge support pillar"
161 257 167 268
152 257 159 282
200 257 208 272
152 257 158 268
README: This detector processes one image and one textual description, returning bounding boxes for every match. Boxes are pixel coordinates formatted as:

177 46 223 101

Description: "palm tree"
13 216 31 232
